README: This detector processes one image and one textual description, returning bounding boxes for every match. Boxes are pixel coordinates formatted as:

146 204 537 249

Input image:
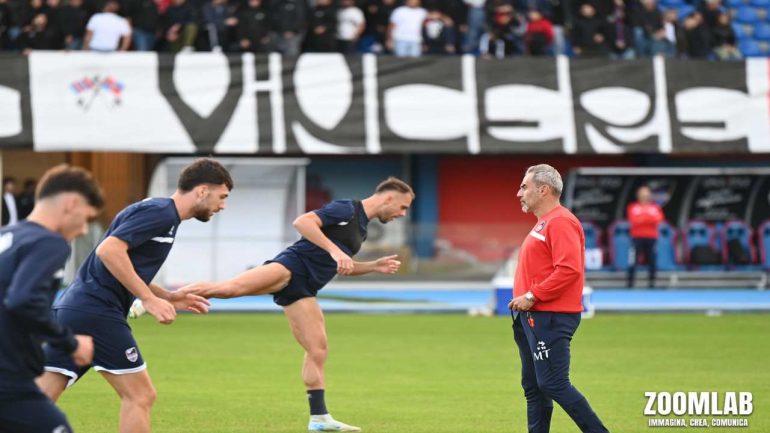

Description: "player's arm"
3 239 84 356
349 255 401 276
148 283 210 314
95 236 177 324
293 211 355 275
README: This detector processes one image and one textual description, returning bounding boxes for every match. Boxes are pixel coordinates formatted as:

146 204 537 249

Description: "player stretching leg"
182 177 413 432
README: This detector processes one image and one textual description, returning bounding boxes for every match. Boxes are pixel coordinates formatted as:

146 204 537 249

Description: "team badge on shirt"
125 347 139 362
534 221 546 232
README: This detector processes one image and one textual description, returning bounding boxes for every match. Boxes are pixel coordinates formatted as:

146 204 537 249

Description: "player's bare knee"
124 385 157 409
307 347 328 365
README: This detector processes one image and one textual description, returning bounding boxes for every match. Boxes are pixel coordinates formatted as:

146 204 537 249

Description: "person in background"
627 185 664 288
336 0 364 54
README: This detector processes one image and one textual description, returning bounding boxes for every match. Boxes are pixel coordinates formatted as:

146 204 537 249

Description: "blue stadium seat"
735 6 761 23
733 23 749 38
726 0 748 6
609 220 631 271
684 221 720 267
661 0 685 7
582 221 602 249
721 220 756 266
751 0 770 7
656 221 679 270
678 5 696 20
739 39 763 56
755 23 770 41
759 220 770 269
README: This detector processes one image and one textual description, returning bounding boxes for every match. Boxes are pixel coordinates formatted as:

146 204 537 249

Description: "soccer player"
36 158 232 433
509 164 609 433
0 165 104 432
627 185 664 288
182 177 413 432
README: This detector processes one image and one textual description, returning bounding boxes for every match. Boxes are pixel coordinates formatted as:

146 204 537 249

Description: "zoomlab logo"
644 391 753 428
70 75 125 112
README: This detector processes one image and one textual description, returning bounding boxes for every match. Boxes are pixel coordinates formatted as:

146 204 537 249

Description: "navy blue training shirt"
281 200 369 287
56 198 181 321
0 221 77 382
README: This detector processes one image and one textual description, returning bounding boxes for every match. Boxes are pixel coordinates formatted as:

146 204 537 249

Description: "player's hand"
332 250 354 275
72 335 94 367
168 291 211 314
178 282 216 299
374 255 401 274
143 296 177 325
508 295 534 312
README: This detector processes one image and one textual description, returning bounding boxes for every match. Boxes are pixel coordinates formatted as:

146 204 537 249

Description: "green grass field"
58 313 770 432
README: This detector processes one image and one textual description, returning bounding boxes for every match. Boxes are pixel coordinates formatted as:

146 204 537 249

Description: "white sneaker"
308 414 361 432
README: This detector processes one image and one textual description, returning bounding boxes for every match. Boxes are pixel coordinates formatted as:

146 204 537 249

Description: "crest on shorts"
534 221 546 232
125 347 138 363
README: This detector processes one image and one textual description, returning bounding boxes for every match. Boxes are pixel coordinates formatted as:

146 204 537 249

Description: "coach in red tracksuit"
626 185 664 288
509 164 609 433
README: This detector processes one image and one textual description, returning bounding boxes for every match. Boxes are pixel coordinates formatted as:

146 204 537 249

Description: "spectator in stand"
635 0 667 56
19 0 46 30
267 0 309 57
303 0 336 52
124 0 159 51
627 185 664 289
525 10 554 56
16 178 36 221
605 3 635 59
59 0 87 49
43 0 63 44
1 177 18 227
336 0 364 54
700 0 722 29
545 0 567 55
463 0 485 54
683 11 710 58
571 3 604 57
362 0 397 54
422 8 455 54
662 8 683 57
83 0 130 51
0 0 12 49
388 0 427 57
163 0 197 52
483 2 525 58
201 0 238 51
18 12 60 53
236 0 270 53
711 12 741 60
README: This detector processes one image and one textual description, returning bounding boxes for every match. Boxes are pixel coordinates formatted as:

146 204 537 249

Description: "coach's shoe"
308 414 362 432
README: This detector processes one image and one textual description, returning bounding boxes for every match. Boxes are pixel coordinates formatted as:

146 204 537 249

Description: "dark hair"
36 164 105 208
375 177 414 197
2 177 17 186
177 158 234 192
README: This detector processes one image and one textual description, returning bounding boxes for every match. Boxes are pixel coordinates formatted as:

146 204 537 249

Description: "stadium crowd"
0 0 749 59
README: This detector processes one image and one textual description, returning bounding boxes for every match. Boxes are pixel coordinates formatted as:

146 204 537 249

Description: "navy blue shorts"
0 381 72 432
44 308 146 386
266 253 325 306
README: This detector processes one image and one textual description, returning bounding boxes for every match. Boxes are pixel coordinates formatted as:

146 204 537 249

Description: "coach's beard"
520 201 530 213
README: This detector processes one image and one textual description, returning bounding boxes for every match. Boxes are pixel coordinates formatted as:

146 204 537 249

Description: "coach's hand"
72 335 94 367
143 296 177 324
169 291 211 314
375 255 401 274
508 295 534 312
332 250 355 275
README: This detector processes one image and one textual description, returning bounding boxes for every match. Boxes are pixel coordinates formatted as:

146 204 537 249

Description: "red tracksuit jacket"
513 205 584 313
